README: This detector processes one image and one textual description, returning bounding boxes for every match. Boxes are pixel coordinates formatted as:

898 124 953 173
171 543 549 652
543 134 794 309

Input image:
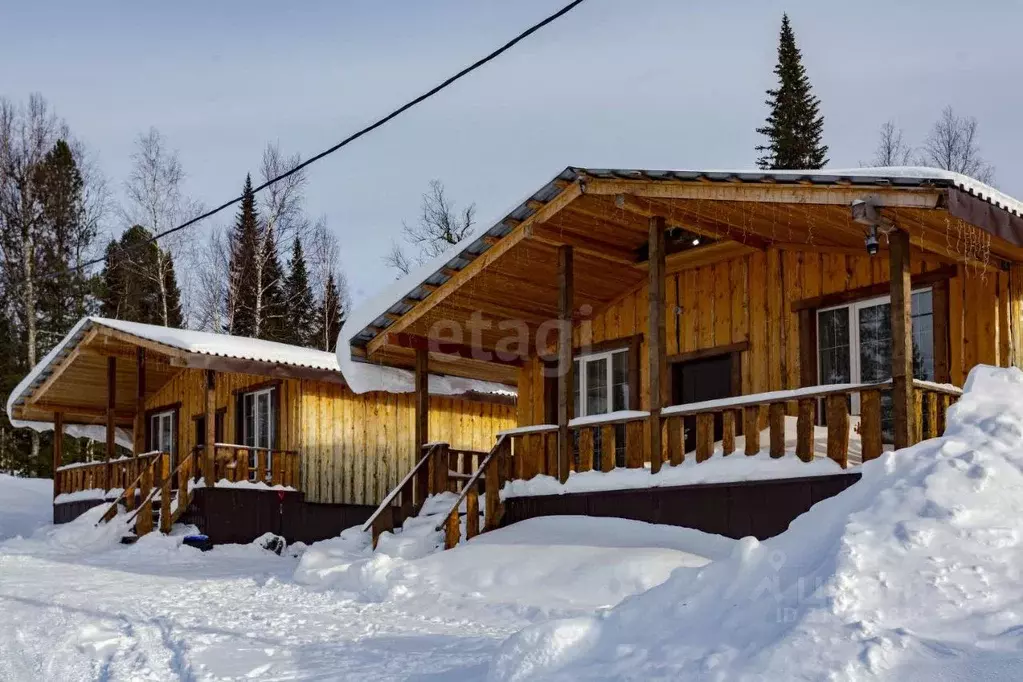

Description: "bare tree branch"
384 179 475 275
870 120 914 167
920 106 995 184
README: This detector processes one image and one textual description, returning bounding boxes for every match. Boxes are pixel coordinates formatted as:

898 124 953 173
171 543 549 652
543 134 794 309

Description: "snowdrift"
0 474 52 542
490 366 1023 681
296 515 732 620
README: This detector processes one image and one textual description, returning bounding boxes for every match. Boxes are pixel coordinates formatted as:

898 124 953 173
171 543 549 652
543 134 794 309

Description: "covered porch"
351 167 1023 547
7 318 307 530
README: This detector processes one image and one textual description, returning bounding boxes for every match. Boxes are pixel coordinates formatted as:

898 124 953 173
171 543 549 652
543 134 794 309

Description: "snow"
489 365 1023 681
6 317 514 435
0 474 52 541
502 415 863 499
17 420 134 450
568 409 649 427
53 488 118 503
661 381 885 415
0 486 726 681
210 478 295 491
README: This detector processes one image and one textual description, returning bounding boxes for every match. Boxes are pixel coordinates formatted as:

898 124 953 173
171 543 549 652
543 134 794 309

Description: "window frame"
816 286 933 413
240 386 276 481
149 409 176 456
573 346 630 418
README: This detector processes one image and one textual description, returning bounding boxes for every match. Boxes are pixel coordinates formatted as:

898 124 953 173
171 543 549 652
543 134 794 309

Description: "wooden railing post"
768 402 785 458
795 399 814 462
578 428 594 472
444 509 460 550
695 413 714 463
557 244 574 484
861 390 883 462
434 443 450 493
237 447 249 482
666 416 683 466
466 488 480 540
625 420 644 468
744 406 761 456
159 452 172 533
204 369 216 482
136 458 154 535
484 452 502 532
256 449 267 483
721 410 736 456
52 412 63 510
601 424 617 471
648 215 667 474
825 395 849 469
889 229 916 448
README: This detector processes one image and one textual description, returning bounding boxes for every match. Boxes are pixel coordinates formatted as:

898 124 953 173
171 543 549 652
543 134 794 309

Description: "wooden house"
346 167 1023 548
6 317 515 542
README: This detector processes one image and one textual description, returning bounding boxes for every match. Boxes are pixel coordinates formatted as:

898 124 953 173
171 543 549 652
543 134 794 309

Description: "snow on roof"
5 317 514 432
340 165 1023 366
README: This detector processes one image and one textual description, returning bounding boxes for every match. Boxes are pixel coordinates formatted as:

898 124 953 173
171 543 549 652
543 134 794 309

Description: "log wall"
517 246 1012 425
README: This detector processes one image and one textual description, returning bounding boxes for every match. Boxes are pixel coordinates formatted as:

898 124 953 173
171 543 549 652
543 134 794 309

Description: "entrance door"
671 353 735 453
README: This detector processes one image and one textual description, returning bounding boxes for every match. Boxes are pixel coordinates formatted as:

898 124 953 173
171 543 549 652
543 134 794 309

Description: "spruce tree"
99 225 183 327
282 238 317 347
258 227 288 342
228 174 260 336
755 14 828 170
314 273 345 352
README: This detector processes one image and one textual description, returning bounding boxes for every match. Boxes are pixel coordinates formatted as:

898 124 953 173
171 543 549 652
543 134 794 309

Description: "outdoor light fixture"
851 196 889 256
864 224 880 256
691 238 701 246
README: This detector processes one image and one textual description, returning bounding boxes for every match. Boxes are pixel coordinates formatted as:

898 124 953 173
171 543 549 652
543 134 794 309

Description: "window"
573 348 630 468
241 387 275 480
817 289 935 439
149 410 176 457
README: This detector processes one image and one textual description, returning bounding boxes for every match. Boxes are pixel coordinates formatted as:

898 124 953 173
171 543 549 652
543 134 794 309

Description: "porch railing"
502 379 962 479
199 444 301 487
55 452 161 498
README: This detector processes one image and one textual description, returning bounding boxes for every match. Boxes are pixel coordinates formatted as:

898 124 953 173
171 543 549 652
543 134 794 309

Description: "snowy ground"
0 474 52 542
0 479 727 681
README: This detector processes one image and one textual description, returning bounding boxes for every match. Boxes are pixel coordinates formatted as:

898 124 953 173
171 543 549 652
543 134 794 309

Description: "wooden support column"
889 229 916 449
648 215 667 474
557 245 574 483
204 369 216 482
415 347 429 451
134 348 146 456
1009 264 1023 369
106 356 117 462
52 412 63 506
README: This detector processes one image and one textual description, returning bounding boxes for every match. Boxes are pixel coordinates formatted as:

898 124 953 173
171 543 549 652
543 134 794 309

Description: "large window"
817 289 935 438
242 387 275 480
573 348 630 468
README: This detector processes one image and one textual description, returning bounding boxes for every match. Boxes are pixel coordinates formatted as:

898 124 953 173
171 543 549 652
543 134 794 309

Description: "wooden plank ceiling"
13 330 179 426
366 177 1023 380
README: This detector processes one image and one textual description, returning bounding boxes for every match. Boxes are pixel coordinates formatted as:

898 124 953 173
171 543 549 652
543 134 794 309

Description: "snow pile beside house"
490 365 1023 681
0 474 52 541
296 514 731 620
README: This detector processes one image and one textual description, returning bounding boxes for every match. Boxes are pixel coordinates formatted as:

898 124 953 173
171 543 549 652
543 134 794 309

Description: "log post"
204 369 216 483
557 245 574 483
1009 264 1023 369
695 413 714 463
889 229 916 449
743 406 761 455
795 399 814 462
106 356 116 482
721 411 736 456
466 488 480 540
825 395 849 468
444 509 460 550
648 215 667 474
769 402 786 458
415 347 429 452
159 452 172 533
52 412 63 514
134 348 146 457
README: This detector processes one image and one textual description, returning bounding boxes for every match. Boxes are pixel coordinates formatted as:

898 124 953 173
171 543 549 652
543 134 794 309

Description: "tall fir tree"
227 174 260 336
258 226 288 342
755 14 828 170
314 272 345 352
282 238 317 347
100 224 183 327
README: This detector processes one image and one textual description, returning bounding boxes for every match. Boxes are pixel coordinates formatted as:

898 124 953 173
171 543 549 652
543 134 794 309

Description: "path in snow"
0 483 725 681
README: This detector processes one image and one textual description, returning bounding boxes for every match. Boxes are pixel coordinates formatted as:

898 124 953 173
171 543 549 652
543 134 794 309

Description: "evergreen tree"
99 224 182 327
755 14 828 170
258 226 287 342
314 272 345 352
227 174 260 336
282 238 317 347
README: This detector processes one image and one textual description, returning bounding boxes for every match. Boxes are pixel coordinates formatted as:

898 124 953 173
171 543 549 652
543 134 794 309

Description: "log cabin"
344 166 1023 549
5 317 515 543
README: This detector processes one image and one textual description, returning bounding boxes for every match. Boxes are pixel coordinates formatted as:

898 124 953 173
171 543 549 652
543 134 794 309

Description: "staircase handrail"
361 443 442 533
433 434 508 533
97 452 162 524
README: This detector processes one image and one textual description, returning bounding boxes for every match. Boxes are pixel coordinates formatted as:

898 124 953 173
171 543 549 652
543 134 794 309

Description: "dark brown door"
671 353 736 453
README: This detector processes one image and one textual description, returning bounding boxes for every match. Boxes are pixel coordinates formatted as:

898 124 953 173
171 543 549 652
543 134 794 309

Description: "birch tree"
920 106 995 183
120 128 199 327
385 179 475 275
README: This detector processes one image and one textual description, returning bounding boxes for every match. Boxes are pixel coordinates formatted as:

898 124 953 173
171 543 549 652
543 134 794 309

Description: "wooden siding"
517 246 1011 425
147 368 516 506
298 384 516 505
145 369 302 455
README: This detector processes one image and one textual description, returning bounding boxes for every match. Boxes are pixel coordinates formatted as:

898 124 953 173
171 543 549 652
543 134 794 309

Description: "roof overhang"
346 166 1023 378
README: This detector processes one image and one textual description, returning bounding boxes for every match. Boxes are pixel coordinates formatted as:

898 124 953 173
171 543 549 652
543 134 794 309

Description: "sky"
2 0 1021 308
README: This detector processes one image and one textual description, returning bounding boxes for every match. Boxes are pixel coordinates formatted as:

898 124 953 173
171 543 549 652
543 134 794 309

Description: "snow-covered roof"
6 317 515 431
339 165 1023 368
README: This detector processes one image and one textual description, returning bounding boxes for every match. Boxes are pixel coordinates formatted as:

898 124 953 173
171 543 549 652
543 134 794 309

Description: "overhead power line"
49 0 589 280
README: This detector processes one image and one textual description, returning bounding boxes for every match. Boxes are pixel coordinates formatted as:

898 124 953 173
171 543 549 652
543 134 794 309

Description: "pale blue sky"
3 1 1020 304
